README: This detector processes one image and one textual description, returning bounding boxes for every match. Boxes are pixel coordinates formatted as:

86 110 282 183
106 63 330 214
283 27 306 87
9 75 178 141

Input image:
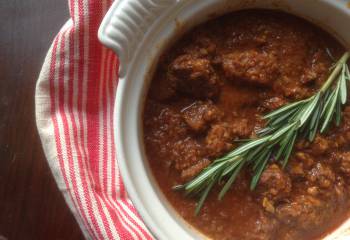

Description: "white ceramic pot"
98 1 350 239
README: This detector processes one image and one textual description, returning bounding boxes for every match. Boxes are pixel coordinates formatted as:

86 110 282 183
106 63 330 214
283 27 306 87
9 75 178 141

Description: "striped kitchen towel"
35 0 154 239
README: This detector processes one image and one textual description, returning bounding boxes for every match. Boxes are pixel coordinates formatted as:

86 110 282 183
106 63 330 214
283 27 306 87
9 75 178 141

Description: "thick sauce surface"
143 10 350 240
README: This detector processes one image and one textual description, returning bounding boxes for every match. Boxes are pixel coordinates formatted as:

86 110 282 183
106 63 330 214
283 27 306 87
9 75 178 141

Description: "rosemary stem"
320 52 350 93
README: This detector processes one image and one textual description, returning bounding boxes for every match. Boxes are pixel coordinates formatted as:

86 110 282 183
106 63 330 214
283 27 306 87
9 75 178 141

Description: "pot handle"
98 0 178 78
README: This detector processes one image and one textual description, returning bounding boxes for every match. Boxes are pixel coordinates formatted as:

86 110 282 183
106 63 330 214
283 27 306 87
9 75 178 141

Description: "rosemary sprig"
175 52 350 215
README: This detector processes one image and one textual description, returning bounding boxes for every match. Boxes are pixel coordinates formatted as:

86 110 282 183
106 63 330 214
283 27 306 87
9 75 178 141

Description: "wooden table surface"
0 1 85 239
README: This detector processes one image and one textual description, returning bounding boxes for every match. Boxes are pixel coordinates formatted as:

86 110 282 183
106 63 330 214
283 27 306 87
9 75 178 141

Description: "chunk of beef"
329 108 350 148
261 96 288 111
231 118 252 138
205 123 234 158
180 159 211 181
170 54 220 99
301 50 330 86
149 75 177 101
171 137 206 171
287 160 305 178
304 162 346 202
294 152 315 168
151 108 188 141
338 152 350 176
186 36 217 57
334 176 347 202
275 195 327 229
306 186 320 197
287 152 316 179
258 164 292 202
331 134 350 149
309 135 331 156
307 163 335 189
221 50 279 86
295 135 331 156
205 120 252 158
272 77 310 100
295 139 311 150
144 108 189 168
181 101 223 132
262 197 276 213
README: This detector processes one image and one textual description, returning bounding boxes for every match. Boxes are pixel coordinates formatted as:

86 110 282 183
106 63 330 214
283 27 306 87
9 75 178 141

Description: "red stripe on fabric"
102 51 113 193
82 0 138 239
58 29 104 240
113 207 141 240
121 201 154 240
113 202 143 240
99 46 108 192
106 51 114 198
68 0 96 194
66 29 97 237
119 174 127 199
57 30 81 231
79 0 100 193
49 32 92 238
68 0 75 21
75 0 117 239
49 31 97 239
116 201 146 240
65 20 102 240
69 0 116 238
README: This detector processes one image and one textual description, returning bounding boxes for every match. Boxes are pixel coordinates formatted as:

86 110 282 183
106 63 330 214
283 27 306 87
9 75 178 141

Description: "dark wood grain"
0 1 85 240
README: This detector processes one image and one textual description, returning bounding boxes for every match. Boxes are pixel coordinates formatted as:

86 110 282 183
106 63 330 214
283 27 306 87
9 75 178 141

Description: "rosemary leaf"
269 124 295 142
336 98 342 126
276 128 295 161
320 90 334 118
281 130 297 168
263 100 306 119
185 162 226 192
195 180 216 215
267 108 298 127
246 144 266 163
226 136 269 157
250 151 271 190
221 159 242 178
218 161 244 200
252 148 270 170
321 88 338 132
346 64 350 80
340 66 347 104
308 99 323 141
299 93 320 125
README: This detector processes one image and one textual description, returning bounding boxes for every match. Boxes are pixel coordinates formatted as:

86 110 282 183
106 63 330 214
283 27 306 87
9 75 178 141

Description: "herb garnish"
175 52 350 215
